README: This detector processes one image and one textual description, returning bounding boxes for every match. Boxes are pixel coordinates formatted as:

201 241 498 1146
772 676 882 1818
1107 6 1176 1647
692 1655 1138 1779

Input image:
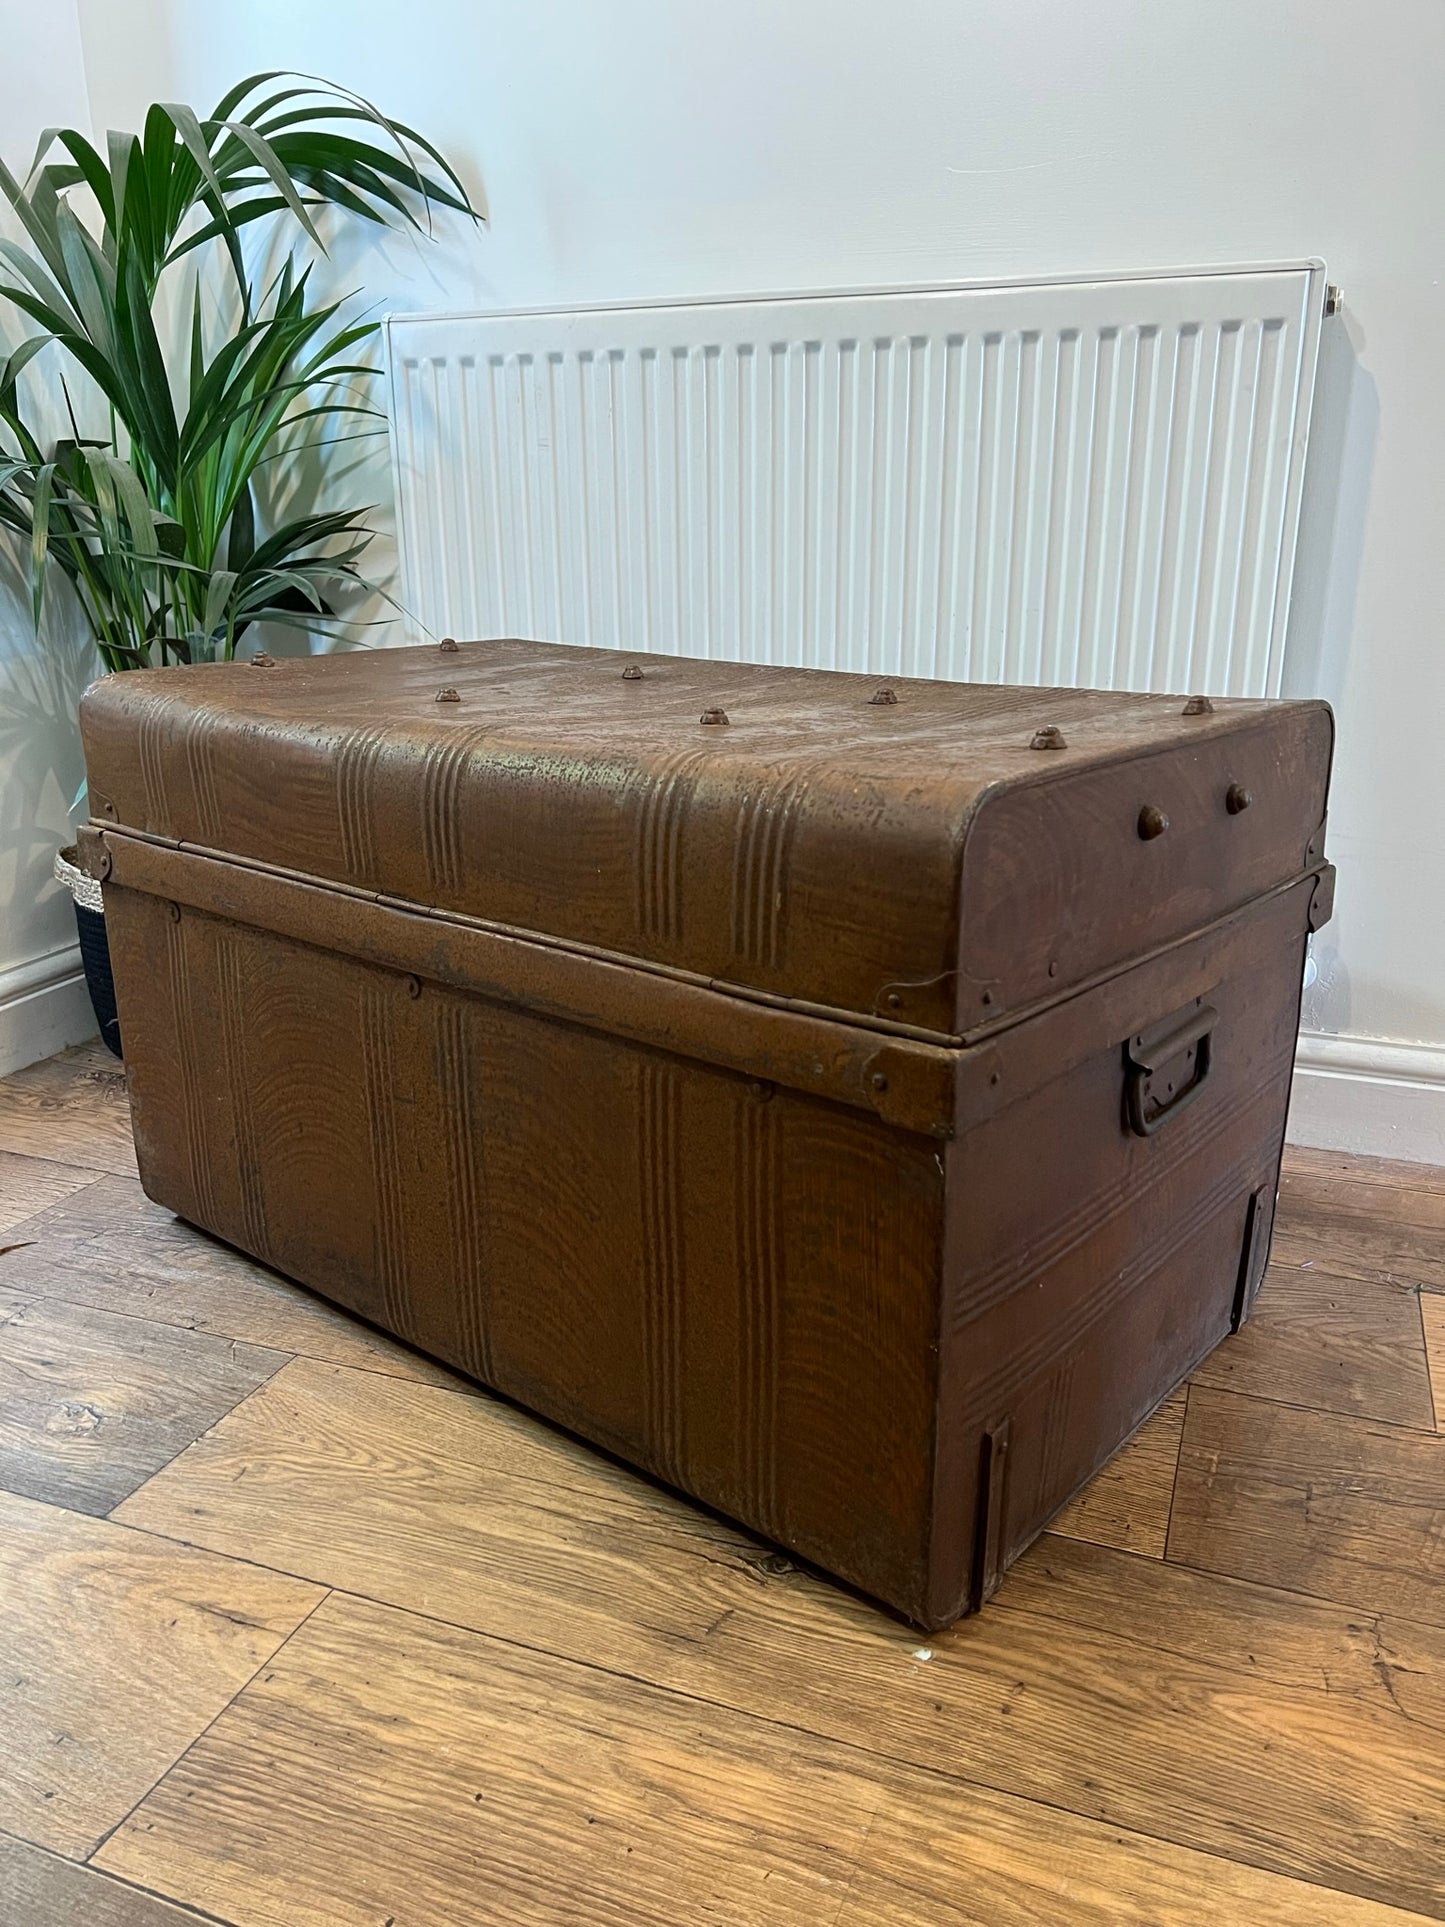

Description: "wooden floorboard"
1192 1259 1437 1428
0 1491 321 1857
0 1173 466 1387
1282 1143 1445 1195
832 1780 1440 1927
0 1151 100 1235
0 1043 137 1178
0 1830 225 1927
1273 1168 1445 1291
1018 1530 1445 1729
1168 1384 1445 1626
0 1286 287 1514
112 1356 1445 1916
93 1590 1440 1927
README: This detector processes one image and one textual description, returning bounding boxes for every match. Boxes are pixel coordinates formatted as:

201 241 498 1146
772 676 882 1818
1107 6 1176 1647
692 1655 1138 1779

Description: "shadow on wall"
0 542 97 971
1284 311 1378 1038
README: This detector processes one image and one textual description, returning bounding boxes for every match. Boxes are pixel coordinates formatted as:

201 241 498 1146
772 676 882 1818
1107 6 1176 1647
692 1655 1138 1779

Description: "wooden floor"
1 1044 1443 1925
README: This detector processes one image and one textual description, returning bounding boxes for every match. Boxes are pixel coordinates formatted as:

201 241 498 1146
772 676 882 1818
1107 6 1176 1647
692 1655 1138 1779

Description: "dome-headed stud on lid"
1138 804 1170 840
1182 694 1213 715
621 663 644 681
869 687 898 706
436 687 460 703
699 707 730 726
1030 724 1067 750
251 652 275 667
439 637 460 653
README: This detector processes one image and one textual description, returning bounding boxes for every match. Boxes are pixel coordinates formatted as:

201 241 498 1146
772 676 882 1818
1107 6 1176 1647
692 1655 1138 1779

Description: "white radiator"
385 266 1325 696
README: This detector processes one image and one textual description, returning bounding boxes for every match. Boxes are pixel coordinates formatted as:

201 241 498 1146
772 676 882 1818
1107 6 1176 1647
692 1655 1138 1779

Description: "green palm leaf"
0 71 478 673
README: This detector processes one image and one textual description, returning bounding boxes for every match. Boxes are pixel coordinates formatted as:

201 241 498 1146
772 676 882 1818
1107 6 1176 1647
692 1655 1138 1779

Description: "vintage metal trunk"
78 639 1333 1628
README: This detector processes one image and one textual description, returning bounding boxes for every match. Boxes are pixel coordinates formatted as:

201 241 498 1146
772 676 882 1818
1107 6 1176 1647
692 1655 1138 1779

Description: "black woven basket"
54 846 122 1057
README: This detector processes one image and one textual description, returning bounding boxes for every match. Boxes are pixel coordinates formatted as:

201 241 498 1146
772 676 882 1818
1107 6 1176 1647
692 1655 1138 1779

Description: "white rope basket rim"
55 844 106 915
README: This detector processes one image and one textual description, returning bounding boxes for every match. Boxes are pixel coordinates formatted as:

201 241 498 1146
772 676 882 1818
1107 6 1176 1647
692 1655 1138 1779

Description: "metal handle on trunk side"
1124 1003 1217 1137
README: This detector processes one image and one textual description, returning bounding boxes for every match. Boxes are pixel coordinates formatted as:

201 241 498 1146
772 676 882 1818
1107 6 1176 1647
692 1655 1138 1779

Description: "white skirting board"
0 942 97 1079
1288 1030 1445 1166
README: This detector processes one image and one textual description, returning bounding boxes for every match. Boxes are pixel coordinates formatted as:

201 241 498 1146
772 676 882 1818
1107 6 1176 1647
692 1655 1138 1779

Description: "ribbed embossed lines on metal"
336 728 387 883
634 751 708 946
164 911 217 1228
951 1042 1293 1335
137 699 172 830
183 707 224 848
215 930 268 1257
733 1091 783 1538
954 1074 1290 1418
361 981 413 1340
638 1057 686 1485
730 772 803 971
432 999 494 1382
421 727 492 897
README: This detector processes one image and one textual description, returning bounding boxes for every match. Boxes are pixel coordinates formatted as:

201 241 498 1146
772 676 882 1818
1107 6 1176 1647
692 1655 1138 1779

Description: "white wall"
0 0 100 1073
13 0 1445 1156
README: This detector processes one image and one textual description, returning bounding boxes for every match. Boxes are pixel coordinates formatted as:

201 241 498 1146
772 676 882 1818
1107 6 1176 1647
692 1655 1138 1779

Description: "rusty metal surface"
80 639 1334 1626
80 637 1333 1033
83 829 959 1139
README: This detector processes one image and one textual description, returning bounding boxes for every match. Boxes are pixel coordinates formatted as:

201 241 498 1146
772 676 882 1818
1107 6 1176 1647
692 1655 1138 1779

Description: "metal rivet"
1226 782 1253 816
749 1078 775 1103
436 687 460 703
167 900 181 923
439 637 459 653
870 1071 889 1092
251 651 275 667
989 1069 1002 1086
101 799 118 819
406 974 422 999
1138 804 1170 840
1030 724 1067 750
1047 960 1058 978
1182 694 1214 716
981 989 994 1006
699 707 729 726
96 847 113 880
621 663 644 681
885 992 903 1010
869 687 898 706
759 1552 793 1577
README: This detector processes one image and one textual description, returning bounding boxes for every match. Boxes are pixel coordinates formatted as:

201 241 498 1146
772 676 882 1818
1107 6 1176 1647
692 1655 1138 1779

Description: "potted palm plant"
0 73 476 1052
